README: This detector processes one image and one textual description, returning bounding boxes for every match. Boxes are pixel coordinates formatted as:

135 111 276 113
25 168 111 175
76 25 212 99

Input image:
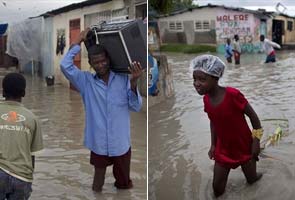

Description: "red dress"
203 87 253 169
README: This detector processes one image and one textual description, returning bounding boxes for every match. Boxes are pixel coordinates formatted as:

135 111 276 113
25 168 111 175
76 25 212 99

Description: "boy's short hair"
87 44 109 60
2 73 26 98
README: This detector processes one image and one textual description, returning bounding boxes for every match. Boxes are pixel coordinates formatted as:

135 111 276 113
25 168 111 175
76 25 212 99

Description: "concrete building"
40 0 146 94
0 35 18 69
157 4 295 53
0 24 18 69
272 13 295 47
44 0 126 88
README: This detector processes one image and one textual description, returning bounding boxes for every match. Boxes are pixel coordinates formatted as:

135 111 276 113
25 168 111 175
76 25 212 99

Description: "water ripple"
149 51 295 200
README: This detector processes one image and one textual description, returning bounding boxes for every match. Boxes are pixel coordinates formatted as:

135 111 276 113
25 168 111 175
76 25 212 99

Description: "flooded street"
3 75 147 200
149 51 295 200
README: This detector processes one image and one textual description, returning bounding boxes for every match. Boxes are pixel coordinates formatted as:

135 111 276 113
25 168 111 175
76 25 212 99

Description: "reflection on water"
149 51 295 200
1 76 147 200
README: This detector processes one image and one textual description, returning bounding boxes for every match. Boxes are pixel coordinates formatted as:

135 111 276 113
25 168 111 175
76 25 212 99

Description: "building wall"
41 17 54 77
274 15 295 44
0 35 17 68
266 18 273 39
51 0 147 97
158 7 217 44
52 0 126 86
215 10 265 53
194 20 217 44
158 7 272 53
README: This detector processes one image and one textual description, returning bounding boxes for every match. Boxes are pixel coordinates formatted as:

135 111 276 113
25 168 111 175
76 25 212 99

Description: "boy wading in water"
191 55 263 197
233 34 241 65
260 34 281 63
225 38 233 63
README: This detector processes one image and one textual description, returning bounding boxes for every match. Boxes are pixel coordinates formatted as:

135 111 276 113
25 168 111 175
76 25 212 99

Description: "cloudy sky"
0 0 86 24
1 0 295 24
194 0 295 16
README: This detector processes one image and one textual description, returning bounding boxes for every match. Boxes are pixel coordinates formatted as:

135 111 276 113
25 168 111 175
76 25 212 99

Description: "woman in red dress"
190 55 263 197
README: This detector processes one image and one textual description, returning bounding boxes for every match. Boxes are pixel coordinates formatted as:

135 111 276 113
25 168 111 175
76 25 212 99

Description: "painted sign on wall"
216 11 261 53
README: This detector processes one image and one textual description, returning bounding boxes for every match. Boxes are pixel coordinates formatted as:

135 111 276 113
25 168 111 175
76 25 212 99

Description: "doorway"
69 18 81 90
272 19 284 45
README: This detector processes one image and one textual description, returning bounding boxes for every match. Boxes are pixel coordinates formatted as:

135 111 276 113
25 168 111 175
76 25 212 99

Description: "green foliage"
149 0 173 14
260 118 289 148
149 0 197 14
173 0 197 11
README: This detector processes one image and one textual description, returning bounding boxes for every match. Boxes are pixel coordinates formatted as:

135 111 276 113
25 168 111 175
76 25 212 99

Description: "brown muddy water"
0 75 147 200
149 51 295 200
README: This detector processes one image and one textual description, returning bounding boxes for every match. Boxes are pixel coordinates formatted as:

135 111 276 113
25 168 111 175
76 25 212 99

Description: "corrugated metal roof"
274 13 295 19
158 4 276 19
41 0 112 17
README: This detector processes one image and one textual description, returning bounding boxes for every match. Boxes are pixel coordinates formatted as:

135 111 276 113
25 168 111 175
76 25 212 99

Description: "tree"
173 0 195 11
149 0 173 14
149 0 197 14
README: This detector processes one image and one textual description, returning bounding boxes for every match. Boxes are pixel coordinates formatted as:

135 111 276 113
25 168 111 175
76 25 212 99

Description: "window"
169 22 176 30
176 22 182 30
203 21 210 30
111 7 129 21
195 21 202 30
287 21 293 31
195 20 210 31
169 21 183 31
97 10 112 22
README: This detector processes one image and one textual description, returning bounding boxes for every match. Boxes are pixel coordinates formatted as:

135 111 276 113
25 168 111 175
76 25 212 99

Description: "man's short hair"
87 44 109 59
2 73 26 98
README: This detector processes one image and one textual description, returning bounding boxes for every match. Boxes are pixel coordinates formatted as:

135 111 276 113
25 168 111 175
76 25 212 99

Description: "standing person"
233 34 241 65
260 34 281 63
224 38 233 63
60 29 143 191
191 55 263 197
148 52 159 96
0 73 43 200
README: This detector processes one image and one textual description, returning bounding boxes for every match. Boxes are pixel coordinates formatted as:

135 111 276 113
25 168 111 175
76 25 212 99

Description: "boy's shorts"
265 54 276 63
90 148 133 189
0 169 32 200
234 52 240 64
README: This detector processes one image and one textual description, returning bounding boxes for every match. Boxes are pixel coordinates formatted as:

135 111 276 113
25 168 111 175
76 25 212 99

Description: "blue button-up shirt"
60 45 142 156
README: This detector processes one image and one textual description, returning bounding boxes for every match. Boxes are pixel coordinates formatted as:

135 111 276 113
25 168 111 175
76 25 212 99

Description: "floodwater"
1 75 147 200
149 51 295 200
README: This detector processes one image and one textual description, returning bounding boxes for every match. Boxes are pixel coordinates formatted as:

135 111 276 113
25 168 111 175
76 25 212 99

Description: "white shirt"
262 38 281 55
233 40 241 54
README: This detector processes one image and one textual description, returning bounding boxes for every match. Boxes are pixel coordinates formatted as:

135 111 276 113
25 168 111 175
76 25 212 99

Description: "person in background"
225 38 233 63
233 34 241 65
148 52 159 96
260 34 281 63
0 73 43 200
